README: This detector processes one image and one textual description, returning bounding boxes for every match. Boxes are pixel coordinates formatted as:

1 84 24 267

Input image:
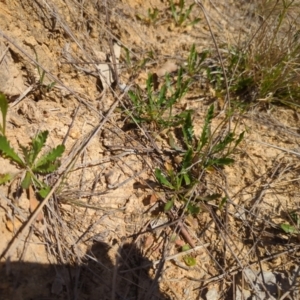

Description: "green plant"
155 104 244 214
218 1 300 107
34 49 56 93
0 96 65 197
186 44 209 76
0 93 8 136
281 210 300 234
136 7 160 25
180 244 197 266
148 7 160 24
169 0 200 27
128 67 191 129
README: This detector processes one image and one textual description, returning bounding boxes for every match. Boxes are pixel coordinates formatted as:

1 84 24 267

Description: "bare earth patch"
0 1 299 299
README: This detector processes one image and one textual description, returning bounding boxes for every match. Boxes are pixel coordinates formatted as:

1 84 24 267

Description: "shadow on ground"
0 241 170 300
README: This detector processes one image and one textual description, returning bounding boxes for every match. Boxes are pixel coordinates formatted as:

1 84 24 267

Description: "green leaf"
19 144 31 166
157 83 167 106
232 131 245 150
179 0 184 10
182 244 190 252
146 73 155 97
187 203 200 215
183 255 196 266
281 223 297 234
155 168 174 189
183 173 191 186
39 186 51 198
128 90 140 106
170 0 178 23
211 132 235 154
206 157 235 167
187 44 197 73
189 18 201 26
0 135 24 166
0 93 8 135
35 161 61 173
290 212 300 226
182 111 194 145
30 131 49 164
197 104 214 151
183 3 194 22
173 68 190 101
0 173 12 185
34 144 65 172
202 194 222 201
19 131 49 166
182 148 193 169
47 81 56 90
219 197 227 210
21 171 32 189
164 199 174 212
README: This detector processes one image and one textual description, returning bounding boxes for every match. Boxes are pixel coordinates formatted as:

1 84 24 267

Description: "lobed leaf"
211 132 235 154
35 161 61 174
19 144 31 166
181 148 193 170
21 171 32 189
39 186 51 198
34 144 65 173
31 131 49 163
155 168 174 189
0 135 24 166
182 111 194 146
197 104 214 151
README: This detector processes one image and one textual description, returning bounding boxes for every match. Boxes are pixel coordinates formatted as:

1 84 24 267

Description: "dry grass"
221 0 300 107
0 0 300 299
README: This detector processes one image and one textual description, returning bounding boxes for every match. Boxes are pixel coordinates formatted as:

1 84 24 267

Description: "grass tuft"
218 0 300 108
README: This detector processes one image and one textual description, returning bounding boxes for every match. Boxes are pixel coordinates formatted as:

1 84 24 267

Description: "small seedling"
148 7 160 24
136 7 160 25
183 255 197 266
281 211 300 235
0 131 65 198
186 44 208 76
0 94 65 197
37 67 56 93
155 104 244 214
128 67 191 129
181 245 196 266
169 0 200 27
281 223 297 234
34 50 56 93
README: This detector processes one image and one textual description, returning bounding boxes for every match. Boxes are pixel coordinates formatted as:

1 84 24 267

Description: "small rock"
105 169 122 188
155 61 178 77
205 287 219 300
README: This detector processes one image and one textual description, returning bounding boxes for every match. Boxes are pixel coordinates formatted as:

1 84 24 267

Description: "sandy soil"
0 1 299 299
